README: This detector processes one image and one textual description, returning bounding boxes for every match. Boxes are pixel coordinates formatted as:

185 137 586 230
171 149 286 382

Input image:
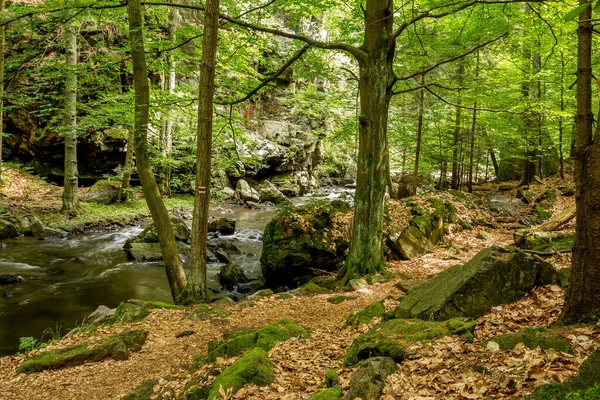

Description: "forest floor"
0 170 596 400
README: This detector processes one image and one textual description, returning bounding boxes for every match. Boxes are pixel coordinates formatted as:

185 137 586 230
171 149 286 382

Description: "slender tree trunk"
341 0 394 281
412 75 425 196
128 0 187 302
451 63 464 190
561 1 600 324
183 0 220 303
120 128 134 202
161 8 178 197
468 102 477 193
0 0 4 180
489 148 499 177
559 51 566 180
61 24 79 213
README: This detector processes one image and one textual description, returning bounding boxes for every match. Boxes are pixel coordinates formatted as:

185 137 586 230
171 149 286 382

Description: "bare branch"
341 67 359 81
424 86 523 114
392 82 462 95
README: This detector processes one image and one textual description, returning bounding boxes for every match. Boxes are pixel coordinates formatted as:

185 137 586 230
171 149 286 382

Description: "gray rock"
0 275 20 285
0 219 18 240
218 262 249 290
85 179 121 205
126 241 191 262
345 357 397 400
215 249 231 264
258 181 288 204
30 216 45 237
124 217 191 260
388 225 433 260
87 305 116 325
477 231 494 241
394 246 558 321
221 187 236 200
208 217 236 235
237 179 260 203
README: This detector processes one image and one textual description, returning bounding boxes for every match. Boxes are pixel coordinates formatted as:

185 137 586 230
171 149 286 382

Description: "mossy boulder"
485 328 572 353
116 299 183 323
85 179 121 205
217 262 249 290
207 347 274 400
394 247 558 321
292 282 329 295
327 295 357 304
345 357 397 400
323 370 338 388
186 304 231 322
526 190 557 226
122 379 158 400
0 219 19 240
527 349 600 399
345 301 386 328
310 387 343 400
514 230 573 252
124 217 191 261
207 319 307 362
387 225 434 260
344 318 475 366
18 330 147 373
260 200 352 289
208 217 236 235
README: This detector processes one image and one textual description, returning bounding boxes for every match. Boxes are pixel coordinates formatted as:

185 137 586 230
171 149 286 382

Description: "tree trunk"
489 148 499 177
468 102 477 193
61 24 79 213
128 0 187 302
120 128 134 202
341 0 394 281
412 75 425 196
561 1 600 324
559 51 566 180
451 63 464 190
161 8 178 197
0 0 4 180
385 135 396 199
183 0 220 304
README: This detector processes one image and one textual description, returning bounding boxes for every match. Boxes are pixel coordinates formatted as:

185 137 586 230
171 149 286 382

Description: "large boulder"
123 217 191 261
236 179 260 203
345 357 397 400
217 261 249 290
258 180 288 204
85 179 121 205
394 247 558 321
0 219 18 240
208 217 236 235
387 225 433 260
260 200 352 289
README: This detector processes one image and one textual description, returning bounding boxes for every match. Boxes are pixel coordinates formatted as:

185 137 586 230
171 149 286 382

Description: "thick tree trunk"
561 2 600 324
183 0 220 303
341 0 394 281
61 24 78 213
120 128 134 202
451 63 464 190
0 0 4 180
412 75 425 196
128 0 187 302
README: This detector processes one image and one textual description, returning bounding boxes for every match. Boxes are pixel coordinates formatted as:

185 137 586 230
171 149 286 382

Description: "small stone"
175 330 195 338
477 231 494 241
349 279 368 291
486 341 500 352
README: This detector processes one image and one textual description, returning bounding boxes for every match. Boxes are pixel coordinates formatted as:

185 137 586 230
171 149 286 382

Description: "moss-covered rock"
247 289 273 301
0 219 19 240
559 268 572 288
485 328 572 353
292 282 329 295
394 247 558 321
309 387 343 400
123 217 191 261
260 200 352 289
344 301 386 328
186 304 231 322
122 379 158 400
327 295 357 304
207 319 307 362
527 349 600 399
526 190 557 226
388 225 434 260
345 357 397 400
85 179 121 205
208 347 274 400
323 370 338 388
116 299 183 323
344 318 475 366
18 330 147 373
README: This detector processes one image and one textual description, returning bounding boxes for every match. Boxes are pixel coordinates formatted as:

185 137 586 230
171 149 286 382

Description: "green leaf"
564 2 592 22
594 0 600 13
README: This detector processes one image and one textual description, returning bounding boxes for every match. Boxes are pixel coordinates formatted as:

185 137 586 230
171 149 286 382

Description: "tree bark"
451 63 464 190
561 1 600 324
412 75 425 196
120 128 134 202
183 0 220 303
61 23 79 213
0 0 4 180
341 0 394 281
539 205 576 232
128 0 187 302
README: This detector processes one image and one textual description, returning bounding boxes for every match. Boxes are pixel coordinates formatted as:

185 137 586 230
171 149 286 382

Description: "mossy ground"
485 328 572 353
207 347 274 400
344 300 387 328
310 387 343 400
344 318 475 366
116 299 184 323
207 319 308 362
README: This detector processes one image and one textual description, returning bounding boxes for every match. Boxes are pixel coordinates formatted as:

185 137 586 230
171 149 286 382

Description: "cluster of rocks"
0 215 67 241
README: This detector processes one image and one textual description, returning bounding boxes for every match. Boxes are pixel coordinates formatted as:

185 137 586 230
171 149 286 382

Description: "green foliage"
18 336 39 353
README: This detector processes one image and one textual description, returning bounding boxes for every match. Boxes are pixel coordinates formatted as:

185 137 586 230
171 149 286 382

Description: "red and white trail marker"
197 186 207 194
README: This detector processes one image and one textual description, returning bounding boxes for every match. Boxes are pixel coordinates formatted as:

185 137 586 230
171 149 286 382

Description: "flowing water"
0 204 277 356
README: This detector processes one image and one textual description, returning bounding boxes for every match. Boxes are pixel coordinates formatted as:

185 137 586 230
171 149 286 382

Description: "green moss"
344 318 475 366
344 301 386 328
18 330 147 373
207 319 308 362
323 370 338 388
485 328 572 353
566 384 600 400
186 305 231 322
559 269 572 288
122 379 158 400
116 299 184 323
208 348 274 400
410 216 434 238
327 295 357 304
535 234 575 253
295 282 329 295
275 292 295 300
310 387 343 400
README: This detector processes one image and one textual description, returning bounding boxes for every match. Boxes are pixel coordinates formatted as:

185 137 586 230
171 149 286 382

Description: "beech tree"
61 22 78 213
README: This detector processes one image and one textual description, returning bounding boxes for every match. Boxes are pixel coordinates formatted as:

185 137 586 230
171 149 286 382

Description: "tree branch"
395 33 506 82
424 86 523 114
392 82 462 96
